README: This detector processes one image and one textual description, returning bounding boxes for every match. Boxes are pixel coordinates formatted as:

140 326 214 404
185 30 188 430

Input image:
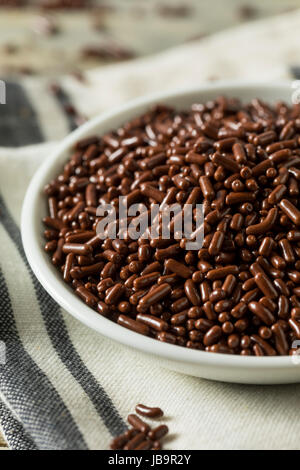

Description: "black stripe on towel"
0 266 88 450
0 82 44 147
0 401 38 450
51 85 79 132
290 66 300 80
0 195 127 438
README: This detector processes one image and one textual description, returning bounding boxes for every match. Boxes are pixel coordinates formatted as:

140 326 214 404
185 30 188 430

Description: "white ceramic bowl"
21 81 300 384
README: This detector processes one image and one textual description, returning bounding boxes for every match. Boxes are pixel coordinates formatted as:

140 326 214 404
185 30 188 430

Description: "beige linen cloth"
1 10 300 449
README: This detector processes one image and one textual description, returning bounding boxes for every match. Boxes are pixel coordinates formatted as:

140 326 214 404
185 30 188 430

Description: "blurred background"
0 0 300 78
1 0 300 452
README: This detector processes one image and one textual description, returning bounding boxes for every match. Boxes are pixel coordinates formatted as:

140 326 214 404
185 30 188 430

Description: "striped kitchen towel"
2 10 300 450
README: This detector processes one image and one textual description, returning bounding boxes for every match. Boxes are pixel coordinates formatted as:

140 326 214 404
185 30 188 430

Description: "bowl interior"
21 81 297 371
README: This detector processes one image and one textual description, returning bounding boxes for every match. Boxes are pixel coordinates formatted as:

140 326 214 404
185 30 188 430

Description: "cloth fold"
1 10 300 449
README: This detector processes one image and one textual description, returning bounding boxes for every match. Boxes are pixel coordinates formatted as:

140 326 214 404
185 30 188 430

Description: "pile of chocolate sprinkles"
110 404 168 450
43 96 300 356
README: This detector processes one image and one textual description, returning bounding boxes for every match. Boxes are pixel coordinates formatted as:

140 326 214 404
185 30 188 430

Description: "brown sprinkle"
44 96 300 357
110 404 169 450
135 404 164 418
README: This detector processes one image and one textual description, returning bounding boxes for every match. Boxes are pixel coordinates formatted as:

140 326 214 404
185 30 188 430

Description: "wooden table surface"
0 0 298 78
0 0 299 450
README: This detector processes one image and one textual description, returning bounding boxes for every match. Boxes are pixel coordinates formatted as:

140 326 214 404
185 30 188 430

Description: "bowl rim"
21 80 300 370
